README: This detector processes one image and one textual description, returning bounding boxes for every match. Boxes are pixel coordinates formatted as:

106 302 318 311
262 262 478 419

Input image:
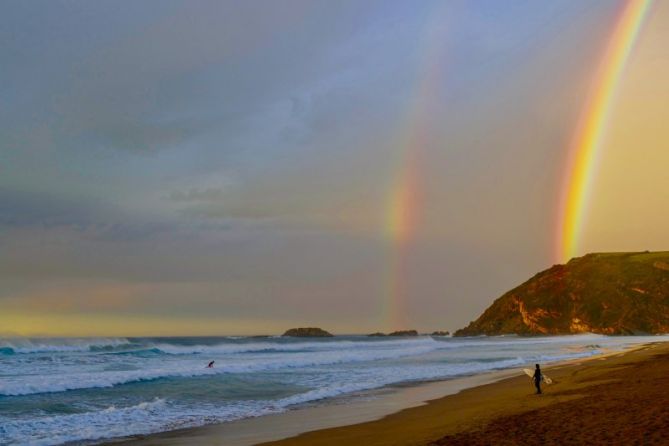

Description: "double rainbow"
383 1 654 327
556 0 653 263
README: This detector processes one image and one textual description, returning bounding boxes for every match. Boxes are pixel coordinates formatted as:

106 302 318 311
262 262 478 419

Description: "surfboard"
523 368 552 384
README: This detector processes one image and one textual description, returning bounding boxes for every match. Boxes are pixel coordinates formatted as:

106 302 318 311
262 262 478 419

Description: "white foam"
0 335 614 397
3 334 660 446
0 334 608 356
0 357 533 446
0 337 131 354
152 337 448 355
0 339 452 396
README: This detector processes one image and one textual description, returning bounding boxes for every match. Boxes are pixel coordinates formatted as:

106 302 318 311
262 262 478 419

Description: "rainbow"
385 138 422 330
383 13 448 330
556 0 653 263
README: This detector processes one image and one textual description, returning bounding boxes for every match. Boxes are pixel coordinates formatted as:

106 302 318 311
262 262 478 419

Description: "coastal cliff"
455 252 669 336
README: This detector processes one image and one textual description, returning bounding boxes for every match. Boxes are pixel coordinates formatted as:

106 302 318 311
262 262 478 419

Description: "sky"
1 0 667 336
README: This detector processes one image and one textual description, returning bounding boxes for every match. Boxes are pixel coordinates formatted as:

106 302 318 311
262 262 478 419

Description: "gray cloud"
0 187 103 228
169 188 227 202
0 0 631 334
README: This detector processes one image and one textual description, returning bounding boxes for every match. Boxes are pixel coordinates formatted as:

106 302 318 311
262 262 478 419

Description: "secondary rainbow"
556 0 653 263
383 12 448 330
385 133 422 330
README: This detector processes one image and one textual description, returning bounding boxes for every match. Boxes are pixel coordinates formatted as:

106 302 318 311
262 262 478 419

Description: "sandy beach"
110 341 669 446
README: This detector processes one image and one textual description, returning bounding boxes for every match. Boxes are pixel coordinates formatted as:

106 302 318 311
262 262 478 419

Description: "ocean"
1 334 665 445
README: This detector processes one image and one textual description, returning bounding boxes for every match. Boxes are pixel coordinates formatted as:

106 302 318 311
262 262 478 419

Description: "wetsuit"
533 368 542 394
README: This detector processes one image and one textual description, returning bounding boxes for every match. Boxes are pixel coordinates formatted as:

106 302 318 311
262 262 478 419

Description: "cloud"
0 0 642 335
79 117 212 153
169 187 227 202
0 187 187 243
0 187 102 228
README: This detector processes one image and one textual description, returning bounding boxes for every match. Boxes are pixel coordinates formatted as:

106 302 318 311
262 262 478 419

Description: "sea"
1 334 666 445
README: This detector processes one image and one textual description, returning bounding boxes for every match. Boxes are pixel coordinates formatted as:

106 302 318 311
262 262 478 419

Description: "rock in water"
454 252 669 336
388 330 418 336
367 332 387 337
282 327 333 337
431 331 450 336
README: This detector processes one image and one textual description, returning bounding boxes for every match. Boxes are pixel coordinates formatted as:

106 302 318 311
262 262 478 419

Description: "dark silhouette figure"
533 364 542 394
207 360 215 368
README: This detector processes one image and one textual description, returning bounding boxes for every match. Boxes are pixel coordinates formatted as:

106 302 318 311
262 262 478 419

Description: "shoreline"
106 342 652 446
261 341 668 446
103 369 520 446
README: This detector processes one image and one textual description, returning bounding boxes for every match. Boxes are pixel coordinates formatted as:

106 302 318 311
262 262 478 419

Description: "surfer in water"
533 364 542 394
207 360 215 368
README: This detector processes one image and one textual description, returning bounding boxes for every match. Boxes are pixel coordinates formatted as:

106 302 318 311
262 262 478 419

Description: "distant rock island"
282 327 333 337
389 330 418 336
367 330 419 337
455 252 669 336
431 331 450 336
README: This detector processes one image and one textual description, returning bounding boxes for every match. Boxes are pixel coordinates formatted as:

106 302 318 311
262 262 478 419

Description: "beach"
109 341 669 446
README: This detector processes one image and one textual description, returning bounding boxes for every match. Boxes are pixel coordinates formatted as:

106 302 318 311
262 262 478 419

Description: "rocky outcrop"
368 330 420 337
431 331 450 336
282 327 333 337
388 330 418 336
455 252 669 336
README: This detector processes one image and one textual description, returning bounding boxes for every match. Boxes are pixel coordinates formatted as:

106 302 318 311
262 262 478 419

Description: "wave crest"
0 337 133 354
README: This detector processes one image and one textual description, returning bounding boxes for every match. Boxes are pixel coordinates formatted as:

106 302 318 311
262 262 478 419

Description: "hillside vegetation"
455 252 669 336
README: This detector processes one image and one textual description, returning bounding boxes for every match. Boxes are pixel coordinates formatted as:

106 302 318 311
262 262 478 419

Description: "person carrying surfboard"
533 364 542 394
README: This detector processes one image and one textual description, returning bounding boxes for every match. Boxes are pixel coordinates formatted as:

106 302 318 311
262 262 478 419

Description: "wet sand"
110 342 668 446
431 342 669 445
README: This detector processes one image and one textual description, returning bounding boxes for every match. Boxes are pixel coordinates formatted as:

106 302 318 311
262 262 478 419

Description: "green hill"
454 252 669 336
